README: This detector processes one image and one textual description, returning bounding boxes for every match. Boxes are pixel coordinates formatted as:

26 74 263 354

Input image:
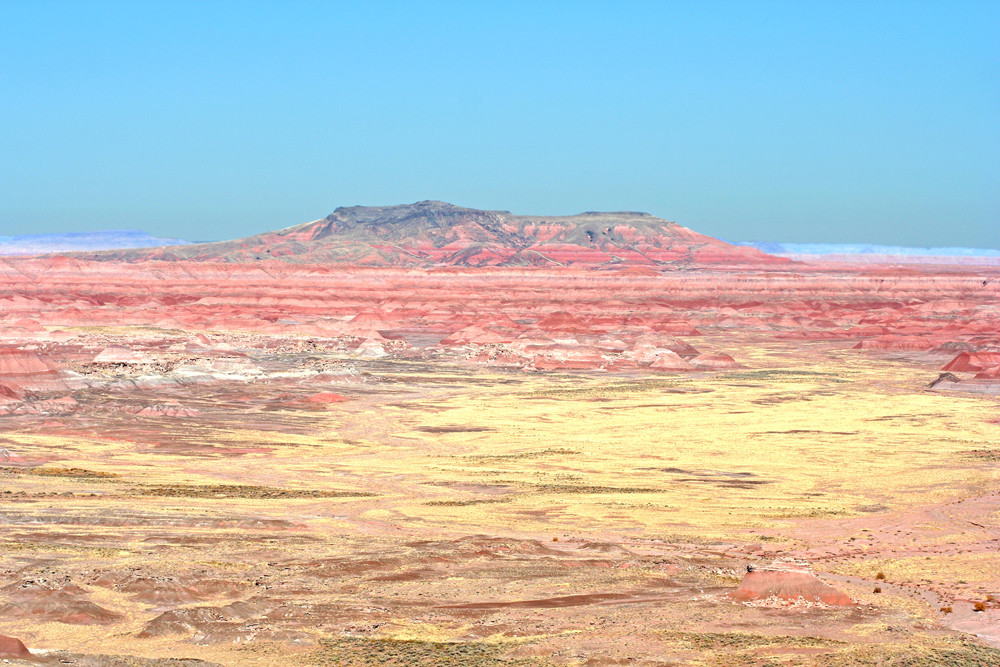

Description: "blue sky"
1 1 997 246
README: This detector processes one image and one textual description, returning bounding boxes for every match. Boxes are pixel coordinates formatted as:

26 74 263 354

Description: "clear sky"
1 1 997 246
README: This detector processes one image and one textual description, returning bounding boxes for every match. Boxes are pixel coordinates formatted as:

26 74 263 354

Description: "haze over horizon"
1 1 997 247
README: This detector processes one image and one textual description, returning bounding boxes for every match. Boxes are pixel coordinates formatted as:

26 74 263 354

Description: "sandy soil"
0 332 998 665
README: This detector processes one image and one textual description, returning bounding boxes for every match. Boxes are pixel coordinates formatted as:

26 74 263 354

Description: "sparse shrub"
940 606 953 614
875 571 886 580
974 601 986 612
873 586 881 594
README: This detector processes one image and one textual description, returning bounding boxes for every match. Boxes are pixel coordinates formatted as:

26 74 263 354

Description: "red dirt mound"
93 345 150 363
974 366 1000 380
0 634 31 659
943 352 1000 372
0 347 67 393
691 352 741 369
536 311 587 330
0 579 122 625
649 350 695 371
727 564 853 606
91 572 247 606
0 347 56 375
306 392 348 404
853 336 941 351
0 383 22 400
629 334 700 360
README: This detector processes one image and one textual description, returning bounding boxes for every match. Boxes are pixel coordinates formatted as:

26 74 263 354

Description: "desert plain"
0 203 998 665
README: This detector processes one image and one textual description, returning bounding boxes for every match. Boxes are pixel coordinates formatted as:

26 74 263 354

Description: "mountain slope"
76 201 786 268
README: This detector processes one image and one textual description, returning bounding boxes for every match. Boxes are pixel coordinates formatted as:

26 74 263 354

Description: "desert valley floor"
1 205 999 666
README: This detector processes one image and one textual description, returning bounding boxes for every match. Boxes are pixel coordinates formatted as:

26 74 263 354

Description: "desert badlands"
0 202 998 665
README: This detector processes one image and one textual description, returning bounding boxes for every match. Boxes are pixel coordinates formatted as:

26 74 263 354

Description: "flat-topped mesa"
72 201 788 268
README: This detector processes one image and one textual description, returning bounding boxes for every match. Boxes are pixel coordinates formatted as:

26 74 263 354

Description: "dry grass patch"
1 466 119 479
134 484 373 499
308 637 536 666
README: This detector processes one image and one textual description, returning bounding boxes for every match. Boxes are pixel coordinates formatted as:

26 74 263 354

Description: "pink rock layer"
0 242 997 379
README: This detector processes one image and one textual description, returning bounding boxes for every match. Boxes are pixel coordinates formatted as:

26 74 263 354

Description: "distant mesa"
72 201 788 269
0 230 191 256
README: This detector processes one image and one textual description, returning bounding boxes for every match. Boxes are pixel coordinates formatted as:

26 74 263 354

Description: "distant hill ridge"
0 230 191 256
734 241 1000 257
73 201 784 268
733 240 1000 266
